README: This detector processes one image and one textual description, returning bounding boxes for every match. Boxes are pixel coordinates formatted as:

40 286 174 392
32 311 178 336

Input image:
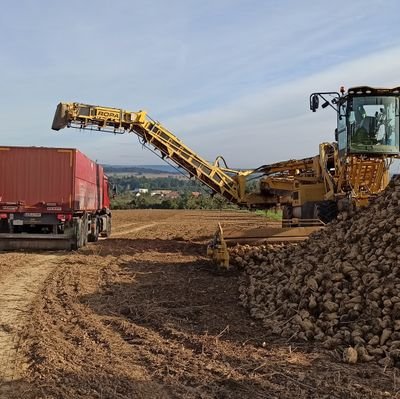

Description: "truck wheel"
106 217 111 237
82 217 88 247
71 219 83 250
88 220 99 242
102 216 111 238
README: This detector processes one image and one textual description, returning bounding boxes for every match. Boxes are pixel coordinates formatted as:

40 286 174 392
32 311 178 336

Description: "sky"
1 0 400 169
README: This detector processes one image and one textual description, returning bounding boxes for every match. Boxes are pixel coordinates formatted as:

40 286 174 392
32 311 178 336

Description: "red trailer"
0 146 111 250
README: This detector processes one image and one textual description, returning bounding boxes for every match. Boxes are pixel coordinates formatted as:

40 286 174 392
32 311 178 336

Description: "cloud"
162 45 400 166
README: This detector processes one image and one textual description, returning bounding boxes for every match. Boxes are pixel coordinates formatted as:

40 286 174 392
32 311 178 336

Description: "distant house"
150 190 180 199
165 191 180 199
150 189 172 197
130 188 149 197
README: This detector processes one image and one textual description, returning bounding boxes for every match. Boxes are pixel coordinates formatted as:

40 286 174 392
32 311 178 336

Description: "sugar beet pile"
234 176 400 365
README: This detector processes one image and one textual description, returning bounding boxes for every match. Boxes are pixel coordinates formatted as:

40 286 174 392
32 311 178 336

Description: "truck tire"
106 217 111 237
100 216 111 238
71 219 83 250
88 219 99 242
82 215 88 247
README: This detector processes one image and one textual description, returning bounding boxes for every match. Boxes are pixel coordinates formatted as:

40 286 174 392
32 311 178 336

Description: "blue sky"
1 0 400 168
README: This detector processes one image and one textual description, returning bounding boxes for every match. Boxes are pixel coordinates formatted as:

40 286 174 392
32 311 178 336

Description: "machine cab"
311 86 400 157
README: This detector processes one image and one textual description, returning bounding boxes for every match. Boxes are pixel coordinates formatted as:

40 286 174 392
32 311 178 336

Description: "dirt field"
0 210 399 398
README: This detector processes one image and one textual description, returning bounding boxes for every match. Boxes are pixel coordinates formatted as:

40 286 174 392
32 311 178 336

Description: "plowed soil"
0 210 399 398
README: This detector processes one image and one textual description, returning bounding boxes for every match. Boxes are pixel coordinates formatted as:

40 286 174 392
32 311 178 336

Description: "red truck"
0 146 111 250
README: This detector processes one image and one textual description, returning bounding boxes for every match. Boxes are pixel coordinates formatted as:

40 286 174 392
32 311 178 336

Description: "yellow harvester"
52 86 400 266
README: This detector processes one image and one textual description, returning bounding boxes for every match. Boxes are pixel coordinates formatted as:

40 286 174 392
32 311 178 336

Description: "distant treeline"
109 174 261 210
109 175 236 210
109 175 204 192
111 191 235 210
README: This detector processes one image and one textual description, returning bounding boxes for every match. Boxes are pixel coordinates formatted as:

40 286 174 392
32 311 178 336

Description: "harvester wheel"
301 202 316 220
282 205 293 227
314 201 338 224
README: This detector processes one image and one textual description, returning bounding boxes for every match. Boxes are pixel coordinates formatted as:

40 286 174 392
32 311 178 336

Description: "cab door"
337 102 348 157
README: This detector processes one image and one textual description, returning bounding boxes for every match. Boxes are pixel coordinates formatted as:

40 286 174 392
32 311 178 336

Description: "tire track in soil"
0 254 60 398
111 223 158 237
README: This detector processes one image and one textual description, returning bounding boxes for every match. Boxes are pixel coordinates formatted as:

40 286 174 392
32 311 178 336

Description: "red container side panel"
97 165 106 208
102 175 111 209
74 150 105 211
0 147 74 210
0 146 108 213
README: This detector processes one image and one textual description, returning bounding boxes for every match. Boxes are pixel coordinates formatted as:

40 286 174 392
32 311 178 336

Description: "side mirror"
310 91 340 114
310 94 319 112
